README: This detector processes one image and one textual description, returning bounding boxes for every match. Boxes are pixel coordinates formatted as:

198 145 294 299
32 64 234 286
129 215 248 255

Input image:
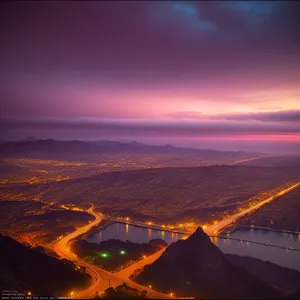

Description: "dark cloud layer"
0 1 299 78
1 116 300 139
213 110 300 123
0 1 299 150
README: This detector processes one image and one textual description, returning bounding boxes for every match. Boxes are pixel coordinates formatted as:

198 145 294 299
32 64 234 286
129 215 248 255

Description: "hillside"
0 234 89 296
226 254 300 296
0 139 256 160
133 227 280 299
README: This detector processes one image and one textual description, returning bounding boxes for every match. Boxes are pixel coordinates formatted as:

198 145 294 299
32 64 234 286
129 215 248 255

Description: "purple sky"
0 1 299 153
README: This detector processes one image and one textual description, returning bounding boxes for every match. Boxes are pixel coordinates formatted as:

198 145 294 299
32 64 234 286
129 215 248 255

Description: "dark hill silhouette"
0 234 89 296
0 139 256 160
285 288 300 299
226 254 300 296
134 227 280 299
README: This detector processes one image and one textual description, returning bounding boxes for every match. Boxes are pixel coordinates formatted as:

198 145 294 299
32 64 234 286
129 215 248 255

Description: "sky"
0 1 300 153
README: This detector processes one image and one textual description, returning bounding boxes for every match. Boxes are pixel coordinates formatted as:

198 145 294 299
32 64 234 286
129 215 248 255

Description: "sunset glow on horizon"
0 1 299 153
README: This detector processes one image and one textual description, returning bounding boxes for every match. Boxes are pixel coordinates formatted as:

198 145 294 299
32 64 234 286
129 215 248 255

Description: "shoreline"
227 225 300 236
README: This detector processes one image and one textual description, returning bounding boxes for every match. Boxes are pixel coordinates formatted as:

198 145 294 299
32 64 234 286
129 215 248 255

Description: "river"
87 223 300 271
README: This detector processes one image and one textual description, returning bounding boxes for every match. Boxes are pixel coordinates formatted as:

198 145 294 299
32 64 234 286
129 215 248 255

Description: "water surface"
87 223 300 270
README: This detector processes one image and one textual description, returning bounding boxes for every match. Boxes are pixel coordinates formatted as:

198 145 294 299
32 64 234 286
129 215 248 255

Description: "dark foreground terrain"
0 234 89 296
72 238 167 272
133 227 300 299
99 283 148 299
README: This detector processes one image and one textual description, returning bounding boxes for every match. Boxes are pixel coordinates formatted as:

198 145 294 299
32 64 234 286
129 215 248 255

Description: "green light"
100 253 109 258
120 250 126 255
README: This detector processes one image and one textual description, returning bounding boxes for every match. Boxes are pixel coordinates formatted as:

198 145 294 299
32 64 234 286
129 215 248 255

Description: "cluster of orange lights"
124 217 191 231
122 216 223 235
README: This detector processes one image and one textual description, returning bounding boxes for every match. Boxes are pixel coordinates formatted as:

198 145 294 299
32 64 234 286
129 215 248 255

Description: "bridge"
104 215 191 235
103 216 300 252
213 235 300 252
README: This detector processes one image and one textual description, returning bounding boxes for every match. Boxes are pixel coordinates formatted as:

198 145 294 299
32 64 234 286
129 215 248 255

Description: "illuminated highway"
107 182 300 238
228 155 265 165
53 181 300 298
52 206 171 299
116 247 166 279
206 182 300 235
106 182 300 281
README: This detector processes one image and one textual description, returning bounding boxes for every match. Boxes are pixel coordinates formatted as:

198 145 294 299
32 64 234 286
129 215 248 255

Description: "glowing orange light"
28 292 31 296
126 217 129 221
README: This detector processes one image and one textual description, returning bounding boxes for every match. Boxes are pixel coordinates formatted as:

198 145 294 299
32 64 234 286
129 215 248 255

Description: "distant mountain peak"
134 227 279 299
194 226 206 237
186 226 211 244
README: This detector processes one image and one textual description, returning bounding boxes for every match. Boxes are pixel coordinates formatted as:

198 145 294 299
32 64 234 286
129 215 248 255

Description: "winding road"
52 206 170 299
53 181 300 299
